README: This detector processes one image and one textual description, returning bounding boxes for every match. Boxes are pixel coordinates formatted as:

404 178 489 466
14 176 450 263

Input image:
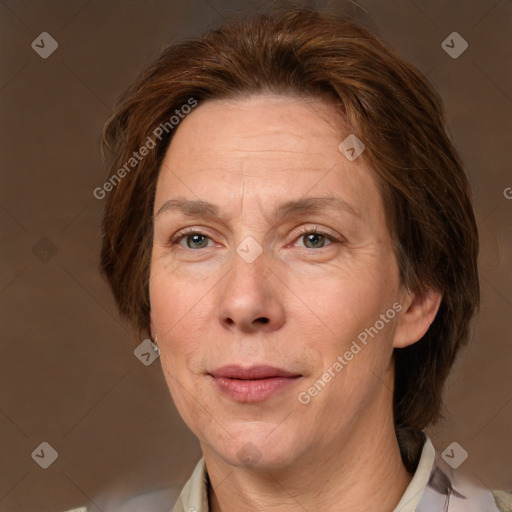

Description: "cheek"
300 255 397 333
150 262 197 334
296 257 399 393
150 264 216 373
150 270 191 373
154 314 208 425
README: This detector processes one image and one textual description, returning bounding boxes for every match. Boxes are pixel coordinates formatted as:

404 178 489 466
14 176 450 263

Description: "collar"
172 455 209 512
171 434 503 512
394 435 436 512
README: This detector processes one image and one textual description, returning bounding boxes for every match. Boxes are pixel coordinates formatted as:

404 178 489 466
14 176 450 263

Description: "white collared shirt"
171 435 511 512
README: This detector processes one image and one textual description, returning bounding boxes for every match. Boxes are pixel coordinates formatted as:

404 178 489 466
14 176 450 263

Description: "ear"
393 287 443 349
149 311 156 341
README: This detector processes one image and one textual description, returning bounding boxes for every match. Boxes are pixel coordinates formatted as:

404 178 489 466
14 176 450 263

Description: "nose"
217 246 286 334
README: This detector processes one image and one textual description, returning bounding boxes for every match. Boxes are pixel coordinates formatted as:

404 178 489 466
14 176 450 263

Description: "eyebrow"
155 195 361 222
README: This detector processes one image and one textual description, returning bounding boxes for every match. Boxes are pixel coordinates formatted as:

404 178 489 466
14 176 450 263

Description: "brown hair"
99 6 479 441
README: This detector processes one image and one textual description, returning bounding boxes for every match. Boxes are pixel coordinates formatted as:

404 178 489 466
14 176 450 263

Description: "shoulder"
493 490 512 512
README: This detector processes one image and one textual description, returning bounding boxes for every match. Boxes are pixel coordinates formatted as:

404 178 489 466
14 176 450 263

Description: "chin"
214 428 305 472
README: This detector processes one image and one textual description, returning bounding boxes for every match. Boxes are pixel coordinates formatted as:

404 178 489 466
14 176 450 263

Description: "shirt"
171 435 512 512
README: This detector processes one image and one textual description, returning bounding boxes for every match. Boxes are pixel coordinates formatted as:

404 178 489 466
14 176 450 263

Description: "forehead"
155 94 384 228
165 94 346 161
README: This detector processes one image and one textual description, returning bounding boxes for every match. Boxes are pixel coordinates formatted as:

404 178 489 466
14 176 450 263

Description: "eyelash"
171 226 339 250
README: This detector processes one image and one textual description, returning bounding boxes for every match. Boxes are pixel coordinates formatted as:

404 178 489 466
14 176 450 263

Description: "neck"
204 394 413 512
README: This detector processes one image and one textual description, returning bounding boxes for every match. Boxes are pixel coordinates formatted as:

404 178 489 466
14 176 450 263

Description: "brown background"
0 0 511 511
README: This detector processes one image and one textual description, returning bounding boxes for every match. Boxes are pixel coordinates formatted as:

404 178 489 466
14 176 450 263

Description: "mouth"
208 365 303 403
209 365 301 380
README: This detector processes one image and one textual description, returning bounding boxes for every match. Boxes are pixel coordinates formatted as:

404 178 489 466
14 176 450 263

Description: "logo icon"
237 442 262 467
339 134 365 161
442 32 468 59
134 338 160 366
31 32 59 59
236 236 263 263
32 237 57 263
31 441 58 469
441 441 468 469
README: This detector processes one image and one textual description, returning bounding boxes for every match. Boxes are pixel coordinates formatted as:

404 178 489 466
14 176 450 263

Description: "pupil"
189 234 207 248
306 234 323 248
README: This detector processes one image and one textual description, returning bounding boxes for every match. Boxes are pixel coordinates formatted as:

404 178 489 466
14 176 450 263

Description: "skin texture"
149 94 442 512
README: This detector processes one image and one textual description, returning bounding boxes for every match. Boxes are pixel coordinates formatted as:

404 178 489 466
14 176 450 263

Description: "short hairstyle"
99 6 479 445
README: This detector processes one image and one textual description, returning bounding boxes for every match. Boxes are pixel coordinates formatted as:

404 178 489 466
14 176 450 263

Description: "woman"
99 6 511 512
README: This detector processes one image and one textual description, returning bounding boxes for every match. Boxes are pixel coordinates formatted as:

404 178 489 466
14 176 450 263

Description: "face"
149 94 406 471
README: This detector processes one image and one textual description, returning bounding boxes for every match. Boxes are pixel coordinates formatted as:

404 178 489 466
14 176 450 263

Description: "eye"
292 226 337 249
173 229 215 249
171 226 340 251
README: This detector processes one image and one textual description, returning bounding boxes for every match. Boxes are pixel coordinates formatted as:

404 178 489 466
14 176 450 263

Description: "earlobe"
149 311 155 341
393 288 443 349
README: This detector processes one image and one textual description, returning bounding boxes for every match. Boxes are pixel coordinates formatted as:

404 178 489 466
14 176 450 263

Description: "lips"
208 365 302 403
209 365 300 379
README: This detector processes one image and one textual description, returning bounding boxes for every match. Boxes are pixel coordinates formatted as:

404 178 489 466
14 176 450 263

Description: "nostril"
256 317 269 324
